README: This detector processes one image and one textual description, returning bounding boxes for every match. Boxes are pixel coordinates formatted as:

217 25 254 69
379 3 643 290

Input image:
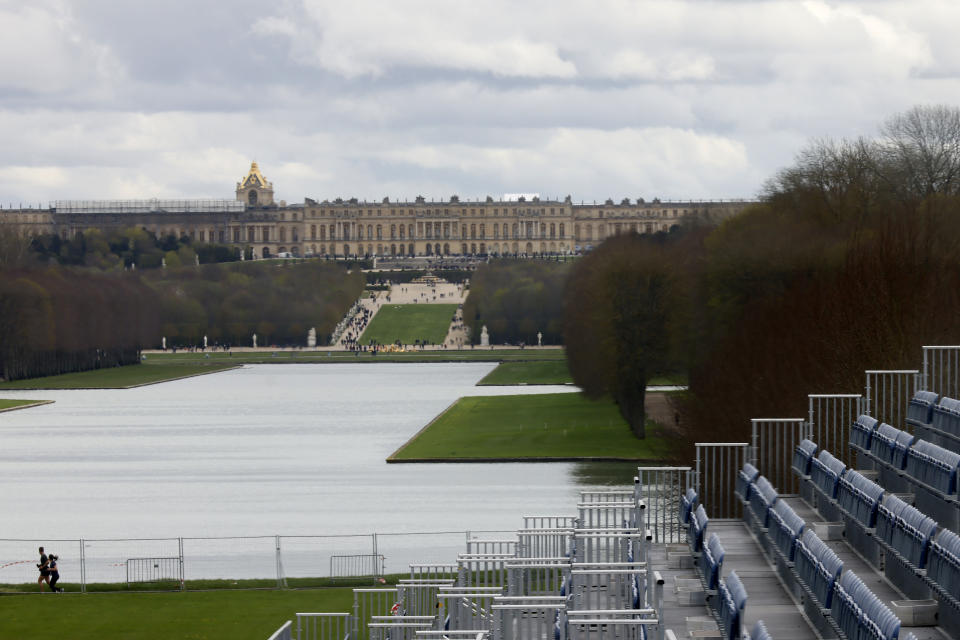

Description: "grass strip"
0 363 237 390
477 360 573 385
0 399 52 411
360 304 458 345
1 586 354 640
144 348 565 363
390 392 672 461
477 362 688 386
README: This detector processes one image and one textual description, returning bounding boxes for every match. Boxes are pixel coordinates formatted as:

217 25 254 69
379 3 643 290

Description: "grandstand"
267 346 960 640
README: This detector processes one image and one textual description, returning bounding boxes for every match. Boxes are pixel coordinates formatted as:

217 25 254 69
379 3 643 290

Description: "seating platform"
268 353 960 640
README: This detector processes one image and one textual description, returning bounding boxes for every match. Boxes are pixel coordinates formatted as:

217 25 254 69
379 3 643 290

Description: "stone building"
0 162 752 259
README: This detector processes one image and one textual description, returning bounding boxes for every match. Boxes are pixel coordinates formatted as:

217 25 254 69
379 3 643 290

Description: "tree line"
145 261 364 348
0 257 364 380
462 260 571 345
0 268 158 381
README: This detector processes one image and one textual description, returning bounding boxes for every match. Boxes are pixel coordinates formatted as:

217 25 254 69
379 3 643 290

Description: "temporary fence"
0 530 516 593
750 419 807 494
807 394 862 467
695 444 749 519
864 370 919 431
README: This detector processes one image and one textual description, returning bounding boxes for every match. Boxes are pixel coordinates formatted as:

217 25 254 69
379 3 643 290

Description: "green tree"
565 234 676 438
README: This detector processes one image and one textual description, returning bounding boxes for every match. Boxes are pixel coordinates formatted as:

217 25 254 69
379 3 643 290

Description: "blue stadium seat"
737 463 760 502
870 423 915 469
830 570 901 640
890 502 938 569
928 528 960 602
795 529 843 609
907 390 939 429
751 620 771 640
718 570 747 640
810 449 846 500
792 439 818 477
680 487 699 526
933 396 960 438
836 469 885 528
749 476 778 529
702 532 725 591
876 493 909 549
769 499 805 562
905 439 960 495
690 504 709 553
850 414 879 452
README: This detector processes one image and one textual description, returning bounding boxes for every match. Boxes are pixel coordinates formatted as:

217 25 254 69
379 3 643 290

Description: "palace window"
311 225 317 240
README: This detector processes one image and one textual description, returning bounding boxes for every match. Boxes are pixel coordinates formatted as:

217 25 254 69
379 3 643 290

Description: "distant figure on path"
37 546 49 591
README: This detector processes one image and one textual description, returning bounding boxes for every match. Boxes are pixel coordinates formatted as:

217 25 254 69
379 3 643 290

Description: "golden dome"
241 161 268 188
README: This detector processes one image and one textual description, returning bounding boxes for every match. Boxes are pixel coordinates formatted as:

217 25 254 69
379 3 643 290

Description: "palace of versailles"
0 162 751 259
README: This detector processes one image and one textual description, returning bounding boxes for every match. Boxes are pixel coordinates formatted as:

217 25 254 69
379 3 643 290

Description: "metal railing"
695 444 749 519
923 346 960 400
865 370 919 430
808 394 862 466
635 467 692 543
268 620 293 640
331 553 384 578
750 419 807 494
297 613 351 640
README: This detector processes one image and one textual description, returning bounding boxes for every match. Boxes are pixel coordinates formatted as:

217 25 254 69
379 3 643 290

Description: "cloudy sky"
1 0 958 206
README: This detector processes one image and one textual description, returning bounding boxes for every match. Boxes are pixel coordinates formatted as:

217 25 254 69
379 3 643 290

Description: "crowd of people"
340 305 375 351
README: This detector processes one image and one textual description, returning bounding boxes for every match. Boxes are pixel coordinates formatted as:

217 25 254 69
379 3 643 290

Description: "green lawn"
361 304 458 345
0 399 49 410
390 392 673 461
1 587 354 640
477 360 573 385
476 362 688 386
0 363 237 390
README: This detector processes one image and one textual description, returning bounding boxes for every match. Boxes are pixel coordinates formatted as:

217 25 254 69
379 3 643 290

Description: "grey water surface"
0 363 636 541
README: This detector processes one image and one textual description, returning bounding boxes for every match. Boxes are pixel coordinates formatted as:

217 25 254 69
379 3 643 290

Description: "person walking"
37 547 50 592
47 554 63 592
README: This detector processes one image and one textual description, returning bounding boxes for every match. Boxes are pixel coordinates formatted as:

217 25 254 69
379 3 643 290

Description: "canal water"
0 363 637 582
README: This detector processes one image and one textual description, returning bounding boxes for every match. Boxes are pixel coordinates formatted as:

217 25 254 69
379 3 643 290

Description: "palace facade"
1 162 752 258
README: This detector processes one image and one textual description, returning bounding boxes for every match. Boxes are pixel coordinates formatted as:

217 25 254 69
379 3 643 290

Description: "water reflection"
570 461 642 486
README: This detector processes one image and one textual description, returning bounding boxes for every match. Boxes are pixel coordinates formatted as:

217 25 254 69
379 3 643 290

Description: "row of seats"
795 438 940 575
851 409 960 496
769 500 805 563
909 390 960 441
743 461 900 640
831 570 901 640
795 529 844 609
679 487 758 640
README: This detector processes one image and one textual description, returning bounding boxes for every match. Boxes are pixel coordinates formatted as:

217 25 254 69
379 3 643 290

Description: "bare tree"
879 105 960 199
0 224 35 270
